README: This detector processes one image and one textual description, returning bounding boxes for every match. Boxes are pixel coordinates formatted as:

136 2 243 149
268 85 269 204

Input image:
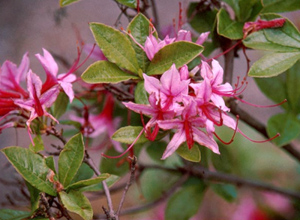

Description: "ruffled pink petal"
39 86 60 108
161 128 186 159
176 30 192 42
123 101 157 116
157 118 183 130
179 65 189 80
196 32 210 45
211 59 224 85
83 44 107 61
210 93 230 112
27 70 43 99
35 48 58 77
143 73 161 95
17 52 30 82
144 34 159 60
59 81 74 103
192 128 219 154
200 61 213 80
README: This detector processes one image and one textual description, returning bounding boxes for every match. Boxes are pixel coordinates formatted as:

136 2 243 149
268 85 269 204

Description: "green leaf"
248 52 300 77
59 0 80 7
261 0 300 13
112 126 148 144
90 22 139 73
29 135 44 153
255 75 288 110
100 148 129 176
267 113 300 146
0 209 31 220
58 133 84 187
211 145 232 173
141 169 180 201
211 184 237 202
66 173 110 191
127 13 154 71
116 0 137 8
1 147 56 196
286 61 300 113
79 175 120 192
45 156 56 173
134 81 149 105
52 92 69 119
70 162 94 184
146 41 203 75
25 181 40 212
217 8 244 40
146 141 167 163
187 3 217 34
165 184 205 220
82 61 139 84
176 143 201 162
59 190 93 220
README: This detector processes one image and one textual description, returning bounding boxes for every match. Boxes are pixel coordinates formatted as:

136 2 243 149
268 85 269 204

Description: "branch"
140 164 300 200
84 151 117 219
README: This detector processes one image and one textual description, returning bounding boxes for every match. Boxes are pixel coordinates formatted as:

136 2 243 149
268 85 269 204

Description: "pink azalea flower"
70 94 123 152
144 34 175 60
143 64 190 111
36 48 77 102
14 70 60 135
0 52 29 98
157 97 219 159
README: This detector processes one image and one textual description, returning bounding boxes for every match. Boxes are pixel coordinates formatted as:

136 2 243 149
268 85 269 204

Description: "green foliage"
146 141 168 163
70 162 94 184
59 0 80 7
89 22 140 74
217 8 244 40
25 181 40 212
29 135 44 153
261 0 300 13
81 61 139 84
1 147 57 196
66 173 110 191
79 175 120 192
134 81 149 104
267 113 300 147
52 92 69 119
112 126 148 144
146 42 203 75
211 184 237 202
115 0 137 8
211 145 233 173
176 143 201 162
59 190 93 220
58 133 84 187
0 209 31 220
165 180 205 220
127 13 155 72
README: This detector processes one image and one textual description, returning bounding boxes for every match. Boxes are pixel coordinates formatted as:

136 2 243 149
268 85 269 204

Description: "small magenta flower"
14 70 60 138
36 48 77 102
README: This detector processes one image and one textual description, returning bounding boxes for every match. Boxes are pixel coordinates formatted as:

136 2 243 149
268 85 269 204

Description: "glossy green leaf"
211 145 232 173
66 173 110 191
134 81 149 104
58 133 84 187
112 126 148 144
267 113 300 147
79 175 120 192
127 13 155 71
60 0 80 7
146 42 203 75
90 22 139 74
211 184 237 202
70 163 94 184
261 0 300 13
248 52 300 77
29 135 44 153
59 190 93 220
141 169 180 201
25 181 40 211
255 75 288 110
82 61 139 84
116 0 137 8
165 184 205 220
100 147 129 176
286 61 300 113
187 3 217 34
53 92 69 119
45 156 56 173
1 147 56 196
217 8 244 40
176 143 201 162
0 209 31 220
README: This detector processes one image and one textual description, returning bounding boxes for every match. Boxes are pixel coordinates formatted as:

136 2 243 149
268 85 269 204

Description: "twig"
40 193 56 220
116 156 137 216
84 151 117 219
139 164 300 200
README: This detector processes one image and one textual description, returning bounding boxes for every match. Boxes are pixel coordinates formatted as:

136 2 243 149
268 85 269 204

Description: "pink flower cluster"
124 60 238 159
0 49 76 142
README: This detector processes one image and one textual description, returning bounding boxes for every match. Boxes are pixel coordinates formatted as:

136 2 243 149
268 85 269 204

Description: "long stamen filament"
213 115 239 145
234 96 287 108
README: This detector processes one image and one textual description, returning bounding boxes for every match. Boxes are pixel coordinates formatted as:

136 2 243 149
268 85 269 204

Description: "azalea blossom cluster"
0 49 77 142
123 60 241 159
